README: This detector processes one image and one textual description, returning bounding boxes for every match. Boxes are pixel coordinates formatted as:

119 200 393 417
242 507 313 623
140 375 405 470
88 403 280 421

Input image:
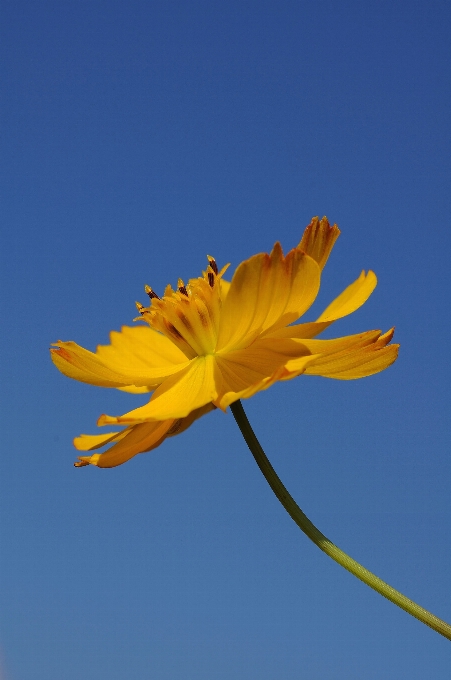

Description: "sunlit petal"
263 320 332 340
316 270 377 322
117 385 152 394
96 325 187 372
217 245 320 352
51 340 190 388
74 430 128 451
99 355 219 423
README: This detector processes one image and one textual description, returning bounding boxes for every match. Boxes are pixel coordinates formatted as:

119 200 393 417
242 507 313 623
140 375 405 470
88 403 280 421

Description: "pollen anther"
165 320 184 340
145 285 160 300
207 256 218 275
177 279 189 297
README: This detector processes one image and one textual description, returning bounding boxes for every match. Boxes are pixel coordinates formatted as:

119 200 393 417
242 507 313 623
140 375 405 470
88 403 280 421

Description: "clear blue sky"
1 1 451 678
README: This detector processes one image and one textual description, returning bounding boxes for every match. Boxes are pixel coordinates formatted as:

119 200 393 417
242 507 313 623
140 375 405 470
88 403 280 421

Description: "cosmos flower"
51 217 398 467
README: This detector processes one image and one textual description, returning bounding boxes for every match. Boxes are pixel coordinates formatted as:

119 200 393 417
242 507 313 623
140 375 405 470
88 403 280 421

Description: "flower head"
51 217 398 467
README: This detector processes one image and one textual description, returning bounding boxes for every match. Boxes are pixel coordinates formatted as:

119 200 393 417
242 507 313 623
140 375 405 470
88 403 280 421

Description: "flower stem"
230 399 451 641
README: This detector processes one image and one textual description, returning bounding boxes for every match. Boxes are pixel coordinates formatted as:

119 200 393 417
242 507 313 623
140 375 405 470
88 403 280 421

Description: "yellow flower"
51 217 398 468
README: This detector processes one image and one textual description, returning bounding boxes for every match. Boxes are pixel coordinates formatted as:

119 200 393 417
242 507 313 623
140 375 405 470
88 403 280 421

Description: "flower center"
136 257 224 359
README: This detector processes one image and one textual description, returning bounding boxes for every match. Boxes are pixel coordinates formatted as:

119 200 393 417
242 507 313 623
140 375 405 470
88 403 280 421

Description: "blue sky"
1 1 451 678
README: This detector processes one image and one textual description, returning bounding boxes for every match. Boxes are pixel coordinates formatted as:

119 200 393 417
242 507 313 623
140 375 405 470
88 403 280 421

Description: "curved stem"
230 399 451 641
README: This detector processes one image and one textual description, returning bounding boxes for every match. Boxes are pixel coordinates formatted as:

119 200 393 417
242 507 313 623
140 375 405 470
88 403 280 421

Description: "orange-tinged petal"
51 342 138 387
216 330 398 405
216 245 321 352
295 329 386 354
316 270 377 323
262 248 322 334
51 340 190 388
302 330 399 379
98 355 219 423
373 328 396 348
75 420 176 468
74 404 215 467
298 216 340 270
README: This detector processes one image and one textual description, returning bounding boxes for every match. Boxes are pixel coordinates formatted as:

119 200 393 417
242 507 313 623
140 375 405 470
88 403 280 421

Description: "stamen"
176 309 193 330
207 256 218 275
197 307 209 327
177 279 189 297
137 259 222 358
145 285 160 300
164 320 184 340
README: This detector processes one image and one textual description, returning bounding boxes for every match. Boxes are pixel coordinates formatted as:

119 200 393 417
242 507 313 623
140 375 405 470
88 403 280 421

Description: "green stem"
230 399 451 641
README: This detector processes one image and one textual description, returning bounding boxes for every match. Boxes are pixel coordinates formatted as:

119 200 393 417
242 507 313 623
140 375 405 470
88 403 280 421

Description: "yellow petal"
165 403 216 437
316 270 377 323
216 244 321 352
263 320 333 340
298 216 340 270
220 278 231 299
117 385 152 394
216 337 311 388
296 329 386 354
96 325 187 373
75 420 176 468
264 272 378 341
217 354 317 410
51 342 137 387
99 355 219 423
302 330 399 379
74 430 128 451
74 404 215 468
214 337 319 409
51 340 190 388
97 326 185 393
217 330 398 405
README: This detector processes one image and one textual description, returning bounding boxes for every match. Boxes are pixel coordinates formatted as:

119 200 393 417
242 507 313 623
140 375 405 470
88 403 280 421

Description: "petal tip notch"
298 216 340 271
